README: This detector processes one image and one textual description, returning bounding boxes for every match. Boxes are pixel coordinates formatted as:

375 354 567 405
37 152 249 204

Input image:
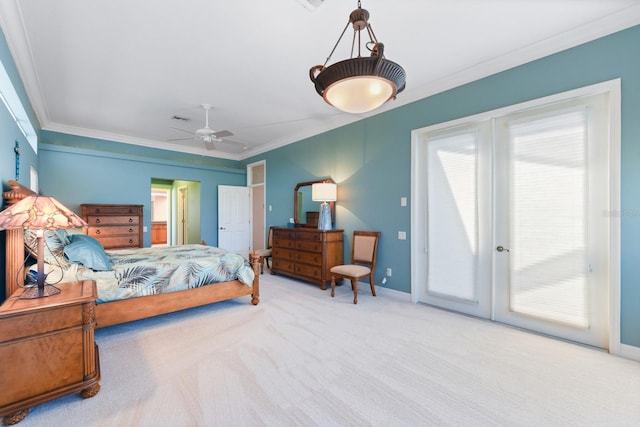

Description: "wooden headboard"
2 180 36 299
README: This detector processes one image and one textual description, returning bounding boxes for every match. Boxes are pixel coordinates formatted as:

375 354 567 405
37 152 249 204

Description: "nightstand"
0 280 100 425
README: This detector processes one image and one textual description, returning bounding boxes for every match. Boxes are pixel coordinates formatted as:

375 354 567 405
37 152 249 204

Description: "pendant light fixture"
309 0 406 114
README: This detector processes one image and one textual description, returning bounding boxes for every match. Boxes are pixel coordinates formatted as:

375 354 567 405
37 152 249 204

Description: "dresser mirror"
294 178 335 227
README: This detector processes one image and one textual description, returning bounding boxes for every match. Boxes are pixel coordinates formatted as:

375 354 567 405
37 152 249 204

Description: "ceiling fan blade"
167 137 196 141
171 127 195 135
204 139 216 150
212 130 233 138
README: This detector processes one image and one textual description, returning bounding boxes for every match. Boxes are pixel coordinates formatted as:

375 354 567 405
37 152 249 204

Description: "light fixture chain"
366 24 378 45
351 31 357 58
323 21 351 67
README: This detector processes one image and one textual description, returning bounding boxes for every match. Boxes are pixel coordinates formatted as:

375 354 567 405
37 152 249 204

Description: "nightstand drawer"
0 305 82 341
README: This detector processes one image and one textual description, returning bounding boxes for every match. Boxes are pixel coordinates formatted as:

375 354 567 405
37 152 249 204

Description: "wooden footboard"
94 252 260 328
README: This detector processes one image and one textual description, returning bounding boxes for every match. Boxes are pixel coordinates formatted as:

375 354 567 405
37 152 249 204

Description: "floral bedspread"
75 245 255 303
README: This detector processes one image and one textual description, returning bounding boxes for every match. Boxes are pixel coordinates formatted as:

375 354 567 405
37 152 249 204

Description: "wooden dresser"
81 204 143 249
0 281 100 425
271 227 343 289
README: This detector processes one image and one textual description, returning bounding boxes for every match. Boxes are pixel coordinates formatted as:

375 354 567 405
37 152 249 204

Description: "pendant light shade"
309 1 406 114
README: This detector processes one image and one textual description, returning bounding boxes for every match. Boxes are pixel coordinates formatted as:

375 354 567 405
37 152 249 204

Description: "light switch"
398 231 406 240
401 197 407 207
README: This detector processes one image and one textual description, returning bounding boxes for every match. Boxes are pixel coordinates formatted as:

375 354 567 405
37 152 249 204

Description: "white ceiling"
1 0 639 161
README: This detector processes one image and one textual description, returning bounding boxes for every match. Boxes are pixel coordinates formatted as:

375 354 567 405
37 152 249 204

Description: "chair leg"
351 278 358 304
369 273 376 296
331 275 336 297
259 258 264 274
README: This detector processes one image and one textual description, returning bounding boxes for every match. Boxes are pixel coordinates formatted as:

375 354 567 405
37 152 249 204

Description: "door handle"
496 246 510 252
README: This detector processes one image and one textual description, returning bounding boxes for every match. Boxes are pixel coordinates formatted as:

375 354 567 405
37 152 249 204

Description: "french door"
412 84 616 349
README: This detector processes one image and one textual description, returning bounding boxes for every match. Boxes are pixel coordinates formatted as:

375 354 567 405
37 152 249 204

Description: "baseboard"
375 285 411 303
619 343 640 362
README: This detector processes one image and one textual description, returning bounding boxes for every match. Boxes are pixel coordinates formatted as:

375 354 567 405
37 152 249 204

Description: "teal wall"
38 132 246 247
0 28 39 301
246 25 640 348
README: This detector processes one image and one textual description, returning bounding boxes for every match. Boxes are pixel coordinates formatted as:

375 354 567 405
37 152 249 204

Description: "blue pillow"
64 234 112 271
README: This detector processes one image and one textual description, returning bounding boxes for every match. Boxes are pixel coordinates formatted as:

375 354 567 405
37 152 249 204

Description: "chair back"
351 230 381 269
266 226 274 249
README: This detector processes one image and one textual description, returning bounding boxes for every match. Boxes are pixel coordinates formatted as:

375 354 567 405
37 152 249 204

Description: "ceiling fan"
168 104 245 150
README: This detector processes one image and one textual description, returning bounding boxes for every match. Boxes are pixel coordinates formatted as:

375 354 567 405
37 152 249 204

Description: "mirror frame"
294 178 336 227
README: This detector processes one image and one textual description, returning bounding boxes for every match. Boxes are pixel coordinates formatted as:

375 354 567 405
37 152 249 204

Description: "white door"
413 86 614 349
218 185 251 256
493 98 610 348
415 123 493 319
177 186 187 245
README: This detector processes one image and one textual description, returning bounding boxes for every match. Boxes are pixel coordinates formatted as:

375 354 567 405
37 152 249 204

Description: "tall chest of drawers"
271 227 343 289
81 204 143 249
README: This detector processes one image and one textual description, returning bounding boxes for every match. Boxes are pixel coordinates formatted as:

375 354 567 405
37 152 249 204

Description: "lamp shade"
0 194 87 230
312 183 337 202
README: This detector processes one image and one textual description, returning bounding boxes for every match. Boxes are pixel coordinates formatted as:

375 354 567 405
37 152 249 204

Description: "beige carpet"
14 273 640 426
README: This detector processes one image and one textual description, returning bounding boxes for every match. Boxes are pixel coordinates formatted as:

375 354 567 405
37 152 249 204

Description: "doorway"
151 178 201 246
411 81 620 350
247 160 267 251
151 188 169 246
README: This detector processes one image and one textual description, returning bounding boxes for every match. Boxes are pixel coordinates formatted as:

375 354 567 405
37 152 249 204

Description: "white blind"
426 131 478 301
508 109 589 327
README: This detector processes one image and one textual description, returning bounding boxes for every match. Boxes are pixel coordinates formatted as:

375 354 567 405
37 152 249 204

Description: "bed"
2 180 260 328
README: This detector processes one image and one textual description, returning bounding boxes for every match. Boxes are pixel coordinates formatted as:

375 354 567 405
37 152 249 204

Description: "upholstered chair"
254 226 274 274
330 230 381 304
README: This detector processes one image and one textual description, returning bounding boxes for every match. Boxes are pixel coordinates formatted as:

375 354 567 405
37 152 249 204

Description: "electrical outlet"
386 268 392 277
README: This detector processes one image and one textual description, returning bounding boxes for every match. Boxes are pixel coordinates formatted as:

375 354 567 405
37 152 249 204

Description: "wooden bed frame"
2 180 260 328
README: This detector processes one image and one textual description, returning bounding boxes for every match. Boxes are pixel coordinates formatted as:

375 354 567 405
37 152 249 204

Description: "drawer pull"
128 218 133 223
129 239 133 244
95 218 101 224
95 208 101 213
129 228 133 233
128 209 133 213
95 230 101 235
